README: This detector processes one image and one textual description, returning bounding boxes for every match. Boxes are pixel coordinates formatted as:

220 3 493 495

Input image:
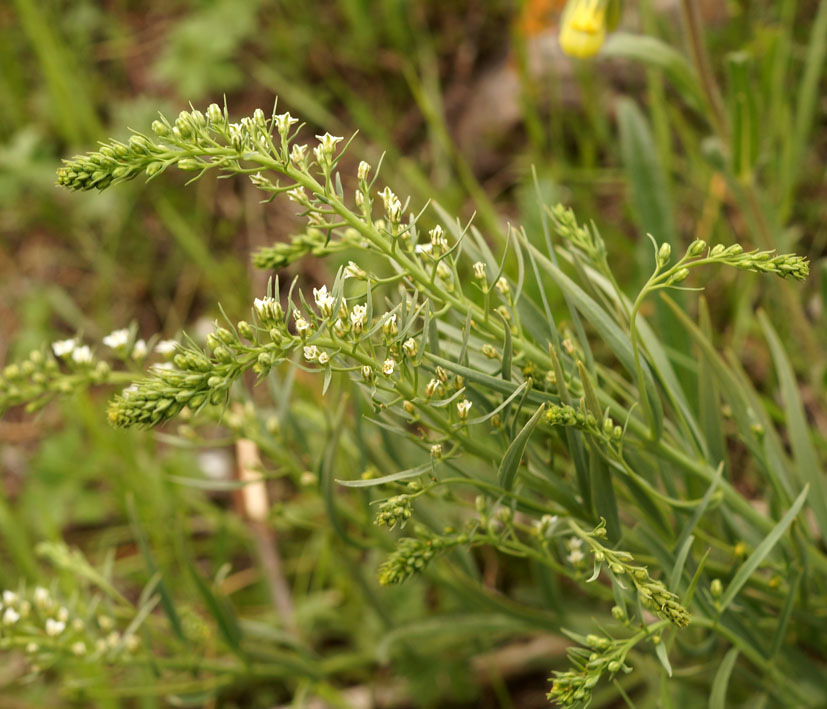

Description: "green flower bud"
687 239 707 257
151 120 170 137
237 321 254 340
657 242 672 267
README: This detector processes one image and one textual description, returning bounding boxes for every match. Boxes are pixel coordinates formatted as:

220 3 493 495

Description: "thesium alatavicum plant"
0 99 821 706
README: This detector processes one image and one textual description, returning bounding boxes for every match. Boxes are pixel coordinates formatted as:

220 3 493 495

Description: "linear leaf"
759 310 827 542
520 236 663 438
499 404 545 491
337 461 433 488
709 647 739 709
718 485 809 613
603 33 705 113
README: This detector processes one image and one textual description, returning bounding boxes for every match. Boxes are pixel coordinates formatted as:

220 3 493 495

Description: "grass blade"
759 310 827 543
498 404 545 491
718 485 809 614
709 647 739 709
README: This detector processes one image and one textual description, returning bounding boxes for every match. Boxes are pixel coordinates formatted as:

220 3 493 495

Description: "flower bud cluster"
547 632 630 707
549 203 604 263
374 495 413 529
575 521 690 629
106 318 290 428
57 133 162 191
0 345 112 415
545 403 622 444
378 531 467 586
253 228 353 270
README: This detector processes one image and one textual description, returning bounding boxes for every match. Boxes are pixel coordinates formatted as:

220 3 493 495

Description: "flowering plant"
0 98 821 706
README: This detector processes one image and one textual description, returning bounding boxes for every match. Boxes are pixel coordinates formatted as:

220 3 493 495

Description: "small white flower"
355 189 366 208
52 339 76 358
344 261 366 280
495 277 510 295
361 365 373 382
71 641 87 656
151 362 175 373
414 243 433 255
290 143 308 167
357 160 371 181
155 339 178 355
57 606 69 623
131 339 148 359
473 262 486 280
456 399 473 420
102 328 130 349
303 345 319 362
430 443 443 458
318 351 330 365
382 358 396 376
254 296 277 321
567 549 585 565
566 536 583 551
107 631 121 649
378 187 402 223
350 304 367 333
3 590 18 605
25 642 38 654
425 378 440 398
124 633 140 652
294 317 310 337
122 384 139 398
71 345 93 364
275 112 299 136
45 618 66 637
314 132 343 156
33 587 50 607
535 514 558 538
382 313 398 336
402 338 417 358
429 225 448 252
287 187 308 204
2 607 19 625
313 285 335 317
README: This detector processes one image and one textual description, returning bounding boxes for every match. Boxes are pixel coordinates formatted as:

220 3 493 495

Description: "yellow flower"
559 0 608 59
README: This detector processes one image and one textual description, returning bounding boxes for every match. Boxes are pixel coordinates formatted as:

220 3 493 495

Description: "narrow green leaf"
617 97 677 249
726 52 759 181
590 451 620 542
186 561 242 655
673 463 723 561
125 496 185 641
718 485 809 613
769 569 801 661
759 310 827 542
655 641 673 678
520 236 663 438
669 534 695 591
709 647 739 709
498 310 513 381
499 404 545 491
577 361 602 420
602 33 705 113
337 461 433 488
697 298 726 469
